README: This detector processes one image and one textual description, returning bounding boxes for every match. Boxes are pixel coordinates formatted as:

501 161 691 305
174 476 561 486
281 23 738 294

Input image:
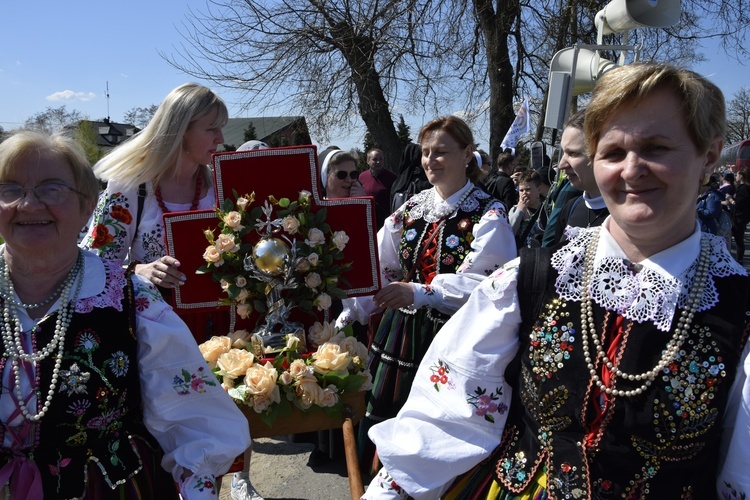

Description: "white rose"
236 302 251 319
332 230 349 251
280 371 294 385
338 335 369 362
298 190 312 205
305 228 325 247
305 272 322 290
307 253 319 266
315 293 332 311
296 258 311 272
308 321 337 347
286 335 300 351
237 196 250 211
357 370 373 391
236 288 250 303
220 279 231 292
252 394 274 413
235 276 247 288
281 215 301 235
319 385 339 408
229 329 252 348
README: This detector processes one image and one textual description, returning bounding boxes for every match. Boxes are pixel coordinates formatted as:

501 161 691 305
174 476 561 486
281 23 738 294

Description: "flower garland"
199 323 372 426
198 190 352 320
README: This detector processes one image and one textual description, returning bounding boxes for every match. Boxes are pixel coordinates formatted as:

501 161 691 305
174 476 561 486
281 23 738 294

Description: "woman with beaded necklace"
0 131 250 498
361 63 750 499
336 115 517 477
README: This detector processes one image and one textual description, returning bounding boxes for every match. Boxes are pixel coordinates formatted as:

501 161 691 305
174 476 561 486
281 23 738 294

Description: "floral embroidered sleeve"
80 181 138 261
367 262 521 497
131 275 251 488
412 200 517 315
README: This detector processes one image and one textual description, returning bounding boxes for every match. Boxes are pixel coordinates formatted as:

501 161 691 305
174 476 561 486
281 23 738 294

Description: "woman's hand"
349 181 366 197
373 282 414 310
135 256 186 288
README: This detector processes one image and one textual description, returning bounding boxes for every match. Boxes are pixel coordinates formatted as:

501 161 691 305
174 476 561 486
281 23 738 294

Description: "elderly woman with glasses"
0 131 250 499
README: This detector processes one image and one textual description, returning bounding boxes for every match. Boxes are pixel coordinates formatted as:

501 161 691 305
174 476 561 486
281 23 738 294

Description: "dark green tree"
396 114 411 150
243 122 257 142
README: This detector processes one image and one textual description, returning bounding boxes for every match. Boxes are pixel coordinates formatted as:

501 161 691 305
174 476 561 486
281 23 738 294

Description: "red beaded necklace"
155 171 203 214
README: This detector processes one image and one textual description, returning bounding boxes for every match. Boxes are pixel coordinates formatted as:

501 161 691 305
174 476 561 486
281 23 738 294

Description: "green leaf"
253 299 267 313
223 198 234 212
279 197 290 208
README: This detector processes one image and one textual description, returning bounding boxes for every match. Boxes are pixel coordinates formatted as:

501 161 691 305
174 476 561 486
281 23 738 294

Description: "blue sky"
1 1 747 151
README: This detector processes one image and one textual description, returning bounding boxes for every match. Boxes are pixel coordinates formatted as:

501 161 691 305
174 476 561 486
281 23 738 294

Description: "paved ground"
218 435 357 500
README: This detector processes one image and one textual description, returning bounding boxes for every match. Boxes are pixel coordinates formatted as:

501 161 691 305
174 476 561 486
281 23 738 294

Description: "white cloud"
46 90 97 102
120 73 129 78
16 61 21 66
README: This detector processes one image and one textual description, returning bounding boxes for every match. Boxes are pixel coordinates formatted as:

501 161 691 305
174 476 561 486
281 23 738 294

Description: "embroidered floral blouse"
80 179 215 263
364 223 750 499
0 249 250 499
337 180 517 326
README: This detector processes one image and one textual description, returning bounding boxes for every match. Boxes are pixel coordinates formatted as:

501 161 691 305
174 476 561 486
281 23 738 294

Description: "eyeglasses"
0 182 83 207
335 170 360 180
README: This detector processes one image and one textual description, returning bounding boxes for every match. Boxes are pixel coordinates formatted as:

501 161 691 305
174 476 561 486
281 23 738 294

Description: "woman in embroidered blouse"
0 131 250 499
80 83 224 306
361 63 750 500
336 115 517 476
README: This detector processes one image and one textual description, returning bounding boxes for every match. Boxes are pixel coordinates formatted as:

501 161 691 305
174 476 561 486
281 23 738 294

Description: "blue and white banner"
500 97 531 151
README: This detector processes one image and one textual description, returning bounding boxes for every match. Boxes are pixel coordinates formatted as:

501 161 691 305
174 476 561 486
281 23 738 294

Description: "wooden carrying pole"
342 404 364 499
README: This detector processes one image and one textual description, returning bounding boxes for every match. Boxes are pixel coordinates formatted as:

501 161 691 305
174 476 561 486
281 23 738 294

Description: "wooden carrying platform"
241 392 366 499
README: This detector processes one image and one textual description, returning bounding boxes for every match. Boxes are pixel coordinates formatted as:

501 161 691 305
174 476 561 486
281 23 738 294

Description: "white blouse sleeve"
412 201 517 315
368 259 522 498
132 275 250 489
336 210 403 327
717 341 750 497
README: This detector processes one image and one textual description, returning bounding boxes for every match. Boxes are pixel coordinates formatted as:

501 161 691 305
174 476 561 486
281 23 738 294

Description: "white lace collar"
406 180 484 223
552 225 747 331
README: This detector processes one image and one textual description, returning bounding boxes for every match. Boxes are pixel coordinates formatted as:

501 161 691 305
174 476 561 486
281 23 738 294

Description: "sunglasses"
335 170 360 180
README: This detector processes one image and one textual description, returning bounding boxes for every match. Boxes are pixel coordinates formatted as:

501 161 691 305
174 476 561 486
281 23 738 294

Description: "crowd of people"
1 60 749 500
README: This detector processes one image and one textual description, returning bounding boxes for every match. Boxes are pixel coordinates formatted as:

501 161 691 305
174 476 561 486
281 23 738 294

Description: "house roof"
77 119 140 148
221 116 305 150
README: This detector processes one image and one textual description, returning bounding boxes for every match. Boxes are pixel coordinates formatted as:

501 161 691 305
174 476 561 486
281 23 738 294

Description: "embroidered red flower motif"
110 205 133 224
90 224 114 248
561 462 572 473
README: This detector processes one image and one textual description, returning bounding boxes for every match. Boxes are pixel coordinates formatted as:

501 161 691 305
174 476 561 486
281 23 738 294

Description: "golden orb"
252 237 290 276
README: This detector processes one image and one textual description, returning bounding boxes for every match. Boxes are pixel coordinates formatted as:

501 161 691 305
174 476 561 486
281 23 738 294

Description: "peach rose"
289 359 313 379
199 336 232 368
357 370 373 391
314 292 332 311
216 233 239 253
244 361 281 401
305 228 325 247
305 272 322 290
308 321 336 347
203 245 224 266
236 288 250 303
223 211 244 231
337 335 369 361
296 373 323 409
332 231 349 251
217 349 255 380
281 215 300 235
229 329 252 348
312 343 351 374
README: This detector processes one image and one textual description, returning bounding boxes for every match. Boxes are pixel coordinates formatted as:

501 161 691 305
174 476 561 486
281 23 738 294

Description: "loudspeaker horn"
549 47 616 96
595 0 681 35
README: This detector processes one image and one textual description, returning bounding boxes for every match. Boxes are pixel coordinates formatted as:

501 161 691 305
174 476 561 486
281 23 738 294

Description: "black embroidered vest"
398 187 498 283
499 260 750 499
0 267 160 498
